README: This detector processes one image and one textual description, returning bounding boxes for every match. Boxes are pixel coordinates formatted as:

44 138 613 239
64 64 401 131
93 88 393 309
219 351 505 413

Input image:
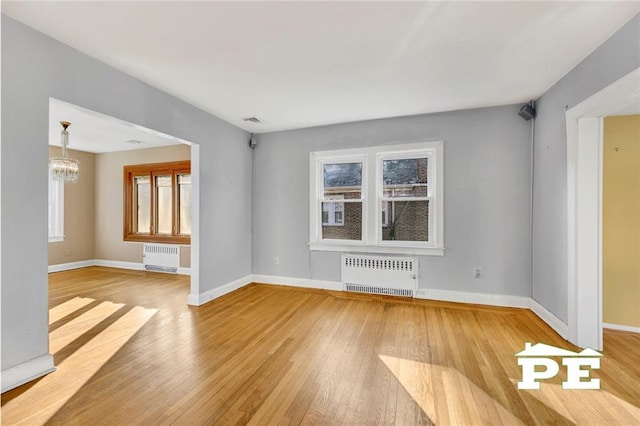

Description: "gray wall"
1 16 253 371
532 13 640 322
253 105 532 296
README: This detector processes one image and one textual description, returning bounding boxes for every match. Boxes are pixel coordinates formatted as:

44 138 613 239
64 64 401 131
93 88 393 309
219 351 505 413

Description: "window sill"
309 242 444 256
124 234 191 245
49 236 64 243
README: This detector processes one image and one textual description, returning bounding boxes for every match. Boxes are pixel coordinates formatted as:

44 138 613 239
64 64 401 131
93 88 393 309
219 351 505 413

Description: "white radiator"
143 244 180 274
341 254 418 297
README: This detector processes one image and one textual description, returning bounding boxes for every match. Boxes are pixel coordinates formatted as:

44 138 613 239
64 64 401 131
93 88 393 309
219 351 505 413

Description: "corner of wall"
1 354 56 393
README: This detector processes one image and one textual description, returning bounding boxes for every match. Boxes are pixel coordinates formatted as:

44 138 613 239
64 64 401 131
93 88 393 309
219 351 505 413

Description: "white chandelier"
50 121 79 182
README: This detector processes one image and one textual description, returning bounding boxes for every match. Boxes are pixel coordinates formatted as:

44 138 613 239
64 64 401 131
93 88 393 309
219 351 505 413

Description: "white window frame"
48 167 64 243
309 141 444 256
377 150 434 248
311 155 367 245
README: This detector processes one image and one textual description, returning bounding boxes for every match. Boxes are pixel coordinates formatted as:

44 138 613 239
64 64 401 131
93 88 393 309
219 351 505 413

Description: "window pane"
322 201 361 240
178 174 191 235
322 195 344 226
323 162 362 199
48 168 64 240
381 201 389 228
381 200 429 242
155 175 172 234
322 202 336 225
383 158 428 197
334 210 343 224
135 176 151 233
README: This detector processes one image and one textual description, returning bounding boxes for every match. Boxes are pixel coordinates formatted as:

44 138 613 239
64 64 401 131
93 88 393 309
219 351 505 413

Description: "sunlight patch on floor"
49 301 125 354
378 354 525 425
3 305 157 425
49 297 95 324
520 381 640 424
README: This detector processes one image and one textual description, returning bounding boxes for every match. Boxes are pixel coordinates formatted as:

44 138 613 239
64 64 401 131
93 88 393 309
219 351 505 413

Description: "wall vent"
143 244 179 274
341 254 418 298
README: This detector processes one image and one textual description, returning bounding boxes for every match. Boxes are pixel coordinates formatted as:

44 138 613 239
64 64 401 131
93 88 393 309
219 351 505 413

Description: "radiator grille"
341 254 418 298
345 284 414 298
343 256 415 272
143 244 180 274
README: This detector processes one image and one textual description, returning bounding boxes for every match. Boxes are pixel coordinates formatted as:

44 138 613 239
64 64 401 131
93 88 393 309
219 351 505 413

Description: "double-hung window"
310 141 443 255
123 160 191 244
379 153 432 245
317 159 365 242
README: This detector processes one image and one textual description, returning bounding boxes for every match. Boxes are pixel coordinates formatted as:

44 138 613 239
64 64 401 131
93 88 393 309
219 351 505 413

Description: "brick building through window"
310 141 444 255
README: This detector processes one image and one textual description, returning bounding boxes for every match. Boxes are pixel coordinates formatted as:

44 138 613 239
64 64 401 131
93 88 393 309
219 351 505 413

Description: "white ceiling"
49 98 184 153
5 2 640 133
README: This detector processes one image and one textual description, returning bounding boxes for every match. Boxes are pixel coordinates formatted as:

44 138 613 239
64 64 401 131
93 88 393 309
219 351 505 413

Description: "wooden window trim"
123 160 191 245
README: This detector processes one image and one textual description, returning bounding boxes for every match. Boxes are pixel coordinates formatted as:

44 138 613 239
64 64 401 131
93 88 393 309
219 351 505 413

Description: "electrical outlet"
274 256 280 265
474 267 482 278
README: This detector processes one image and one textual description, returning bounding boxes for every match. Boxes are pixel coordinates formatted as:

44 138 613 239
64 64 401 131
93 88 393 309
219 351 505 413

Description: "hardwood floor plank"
1 267 639 425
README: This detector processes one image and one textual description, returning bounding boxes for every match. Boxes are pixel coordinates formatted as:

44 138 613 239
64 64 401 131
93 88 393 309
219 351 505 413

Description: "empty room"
1 2 639 425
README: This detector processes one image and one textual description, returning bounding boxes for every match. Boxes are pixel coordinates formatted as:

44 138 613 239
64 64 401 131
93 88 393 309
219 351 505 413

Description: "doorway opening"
565 67 640 350
601 115 640 338
47 98 200 301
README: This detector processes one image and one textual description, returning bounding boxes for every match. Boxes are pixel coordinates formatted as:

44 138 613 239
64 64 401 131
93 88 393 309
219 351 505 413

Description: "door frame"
565 67 640 350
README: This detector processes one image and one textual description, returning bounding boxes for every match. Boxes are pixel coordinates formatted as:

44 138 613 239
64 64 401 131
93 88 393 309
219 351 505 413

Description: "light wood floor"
2 267 639 425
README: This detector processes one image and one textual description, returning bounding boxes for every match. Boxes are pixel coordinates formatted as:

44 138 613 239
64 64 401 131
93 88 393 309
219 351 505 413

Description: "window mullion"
131 173 137 234
172 170 178 237
150 171 156 235
381 197 430 203
361 152 373 245
320 198 362 202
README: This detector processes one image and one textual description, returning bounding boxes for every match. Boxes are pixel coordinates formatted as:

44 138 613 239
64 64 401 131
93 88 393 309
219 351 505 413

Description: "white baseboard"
416 289 568 339
48 260 95 273
252 274 343 291
44 262 571 342
603 322 640 334
45 262 571 342
187 274 341 307
155 270 571 343
310 280 343 291
188 274 254 306
94 259 144 271
530 299 568 339
1 354 56 393
186 293 201 306
48 259 191 276
416 288 531 309
251 276 566 340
